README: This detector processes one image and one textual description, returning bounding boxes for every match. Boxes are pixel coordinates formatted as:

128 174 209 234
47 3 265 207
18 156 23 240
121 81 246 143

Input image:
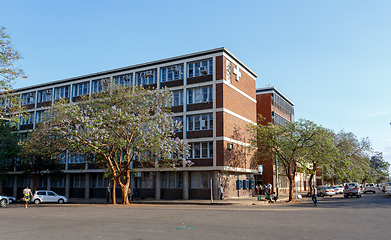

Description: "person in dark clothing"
312 185 318 206
132 187 138 201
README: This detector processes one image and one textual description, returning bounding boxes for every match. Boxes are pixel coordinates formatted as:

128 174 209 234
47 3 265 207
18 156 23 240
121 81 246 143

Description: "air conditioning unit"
200 120 206 128
45 90 51 94
145 70 153 76
200 66 208 74
123 75 130 80
29 93 34 97
29 97 34 102
171 66 179 72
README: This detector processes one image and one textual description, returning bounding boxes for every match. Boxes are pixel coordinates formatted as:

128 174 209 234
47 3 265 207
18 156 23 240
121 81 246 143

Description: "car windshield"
325 187 332 190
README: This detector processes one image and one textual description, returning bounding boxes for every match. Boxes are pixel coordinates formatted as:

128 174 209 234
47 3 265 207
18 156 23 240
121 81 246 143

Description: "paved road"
1 191 390 240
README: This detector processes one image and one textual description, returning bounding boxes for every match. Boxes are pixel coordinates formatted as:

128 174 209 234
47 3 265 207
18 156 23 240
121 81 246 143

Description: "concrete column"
183 171 189 200
13 175 18 198
47 177 51 191
85 173 90 200
155 171 161 200
212 171 219 200
65 173 71 199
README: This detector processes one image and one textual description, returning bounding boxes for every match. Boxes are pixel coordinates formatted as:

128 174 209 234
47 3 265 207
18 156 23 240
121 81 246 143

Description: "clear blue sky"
2 0 391 168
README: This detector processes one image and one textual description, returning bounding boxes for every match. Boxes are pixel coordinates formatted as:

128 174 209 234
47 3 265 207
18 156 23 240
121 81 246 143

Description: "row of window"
15 59 213 106
174 113 215 132
18 85 213 111
3 171 211 189
19 85 213 126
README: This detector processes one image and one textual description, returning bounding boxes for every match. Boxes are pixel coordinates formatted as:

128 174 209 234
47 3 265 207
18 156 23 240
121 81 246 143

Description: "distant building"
1 48 261 200
255 87 310 194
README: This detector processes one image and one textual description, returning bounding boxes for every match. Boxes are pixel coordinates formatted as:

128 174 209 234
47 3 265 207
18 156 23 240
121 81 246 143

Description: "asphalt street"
1 191 390 240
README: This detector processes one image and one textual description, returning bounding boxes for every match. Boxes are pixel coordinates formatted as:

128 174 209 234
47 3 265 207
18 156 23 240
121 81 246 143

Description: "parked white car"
332 186 343 194
317 186 336 197
32 190 68 204
364 183 376 194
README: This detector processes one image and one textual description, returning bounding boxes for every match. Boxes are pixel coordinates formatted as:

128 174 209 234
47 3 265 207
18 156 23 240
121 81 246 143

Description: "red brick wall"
256 93 272 125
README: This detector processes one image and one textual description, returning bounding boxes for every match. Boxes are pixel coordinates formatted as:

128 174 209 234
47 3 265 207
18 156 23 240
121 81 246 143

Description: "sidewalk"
68 191 311 205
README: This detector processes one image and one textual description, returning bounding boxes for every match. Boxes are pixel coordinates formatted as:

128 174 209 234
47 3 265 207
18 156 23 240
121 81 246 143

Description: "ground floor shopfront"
1 168 258 201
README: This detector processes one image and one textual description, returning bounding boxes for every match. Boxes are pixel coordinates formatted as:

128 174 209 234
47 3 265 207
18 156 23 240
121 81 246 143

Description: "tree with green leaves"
248 117 323 201
363 152 390 183
300 127 339 196
328 130 372 183
0 121 21 195
19 127 65 193
43 84 189 204
0 26 27 122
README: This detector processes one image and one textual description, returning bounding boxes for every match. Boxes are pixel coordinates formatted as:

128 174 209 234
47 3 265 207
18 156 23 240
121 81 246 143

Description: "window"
54 86 70 100
187 113 213 131
35 110 48 124
56 153 67 164
113 74 132 87
51 178 65 188
189 142 213 159
161 172 182 189
38 177 48 188
190 171 210 189
21 113 33 125
69 153 87 164
73 82 90 97
92 78 109 93
174 116 183 132
139 172 154 188
21 92 35 105
172 90 183 106
37 89 52 103
72 174 85 188
188 59 213 78
161 65 184 82
187 86 213 104
136 70 157 86
91 173 107 188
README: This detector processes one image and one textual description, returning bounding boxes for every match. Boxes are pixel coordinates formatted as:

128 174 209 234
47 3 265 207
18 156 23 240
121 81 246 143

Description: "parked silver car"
32 190 68 204
0 196 9 207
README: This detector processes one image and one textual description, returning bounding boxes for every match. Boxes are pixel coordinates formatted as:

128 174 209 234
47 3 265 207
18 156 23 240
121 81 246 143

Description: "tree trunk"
120 169 131 205
33 173 39 192
309 174 314 196
111 180 116 204
288 177 294 202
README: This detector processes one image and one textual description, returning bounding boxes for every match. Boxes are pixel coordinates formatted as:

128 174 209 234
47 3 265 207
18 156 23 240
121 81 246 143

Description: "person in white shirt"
219 184 224 200
267 183 272 195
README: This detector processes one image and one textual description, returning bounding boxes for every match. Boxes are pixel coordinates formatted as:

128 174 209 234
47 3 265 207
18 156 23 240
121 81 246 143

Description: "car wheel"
58 199 64 204
329 195 332 197
0 199 7 207
320 193 324 197
344 195 348 198
34 199 41 204
373 192 376 194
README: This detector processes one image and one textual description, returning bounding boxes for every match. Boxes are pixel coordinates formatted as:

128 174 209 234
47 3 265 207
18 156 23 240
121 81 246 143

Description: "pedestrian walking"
312 185 318 206
263 183 267 195
267 182 272 195
219 184 224 200
22 186 33 208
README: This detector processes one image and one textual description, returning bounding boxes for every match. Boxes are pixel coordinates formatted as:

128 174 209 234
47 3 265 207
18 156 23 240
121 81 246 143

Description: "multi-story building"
255 86 297 194
1 47 259 200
